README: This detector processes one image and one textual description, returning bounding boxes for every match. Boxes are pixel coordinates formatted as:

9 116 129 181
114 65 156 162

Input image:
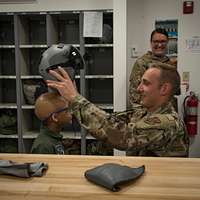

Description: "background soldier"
129 28 179 108
31 92 72 154
46 63 189 157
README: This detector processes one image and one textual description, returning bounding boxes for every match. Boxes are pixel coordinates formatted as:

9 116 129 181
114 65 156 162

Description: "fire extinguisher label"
188 121 197 125
187 107 198 115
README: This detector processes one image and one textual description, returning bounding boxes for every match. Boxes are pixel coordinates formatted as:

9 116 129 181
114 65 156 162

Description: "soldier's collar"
147 51 169 61
147 102 172 115
42 126 63 139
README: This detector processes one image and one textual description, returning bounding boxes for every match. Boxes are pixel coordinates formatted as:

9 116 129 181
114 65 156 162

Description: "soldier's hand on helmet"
47 66 78 102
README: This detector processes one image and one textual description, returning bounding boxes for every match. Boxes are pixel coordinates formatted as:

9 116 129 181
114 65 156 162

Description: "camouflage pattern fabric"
31 126 64 154
0 110 17 135
70 95 189 157
63 138 81 155
87 140 113 156
129 51 173 106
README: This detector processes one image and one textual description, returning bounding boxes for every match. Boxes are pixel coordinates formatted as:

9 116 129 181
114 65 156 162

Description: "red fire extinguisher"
183 91 199 136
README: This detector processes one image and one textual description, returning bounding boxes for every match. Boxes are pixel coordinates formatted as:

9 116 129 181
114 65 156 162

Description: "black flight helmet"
39 44 84 81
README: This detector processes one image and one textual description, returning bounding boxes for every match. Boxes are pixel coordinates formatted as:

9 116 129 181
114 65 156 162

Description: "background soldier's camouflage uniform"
129 51 174 106
70 95 189 157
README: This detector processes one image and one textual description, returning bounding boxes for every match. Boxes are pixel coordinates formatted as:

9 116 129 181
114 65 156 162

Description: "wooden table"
0 154 200 200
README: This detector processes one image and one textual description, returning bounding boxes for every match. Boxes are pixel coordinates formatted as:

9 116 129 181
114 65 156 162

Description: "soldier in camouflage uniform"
129 28 178 107
47 64 189 157
31 92 72 154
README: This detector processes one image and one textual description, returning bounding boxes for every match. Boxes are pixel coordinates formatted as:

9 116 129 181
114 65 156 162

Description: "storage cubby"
86 79 113 104
85 12 113 44
23 139 34 153
0 139 18 153
22 79 42 105
85 47 113 75
48 12 80 44
0 49 16 75
0 109 17 135
0 15 14 45
19 48 46 76
18 14 47 45
0 79 16 103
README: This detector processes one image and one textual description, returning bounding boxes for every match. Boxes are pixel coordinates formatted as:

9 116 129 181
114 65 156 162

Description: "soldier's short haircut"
149 62 180 96
150 28 168 41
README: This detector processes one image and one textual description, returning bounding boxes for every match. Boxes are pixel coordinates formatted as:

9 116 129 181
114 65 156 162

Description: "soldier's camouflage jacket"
70 95 189 157
129 51 172 106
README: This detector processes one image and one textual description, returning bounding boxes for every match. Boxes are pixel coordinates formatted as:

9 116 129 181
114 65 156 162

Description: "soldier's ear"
160 82 171 96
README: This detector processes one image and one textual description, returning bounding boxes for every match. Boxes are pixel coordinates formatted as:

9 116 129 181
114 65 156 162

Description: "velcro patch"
144 117 161 125
165 114 175 121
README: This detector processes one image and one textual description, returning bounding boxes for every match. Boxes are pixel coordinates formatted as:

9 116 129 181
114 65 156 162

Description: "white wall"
113 0 127 156
127 0 200 157
127 0 145 89
113 0 127 112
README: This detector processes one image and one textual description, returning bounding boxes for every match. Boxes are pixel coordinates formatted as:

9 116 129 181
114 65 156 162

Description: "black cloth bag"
85 163 145 191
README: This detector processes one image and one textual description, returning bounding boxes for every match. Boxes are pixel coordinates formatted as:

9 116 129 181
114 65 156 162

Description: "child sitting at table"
31 92 72 154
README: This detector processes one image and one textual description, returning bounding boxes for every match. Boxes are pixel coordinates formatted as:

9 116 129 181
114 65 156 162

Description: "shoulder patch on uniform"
144 117 161 125
165 114 175 121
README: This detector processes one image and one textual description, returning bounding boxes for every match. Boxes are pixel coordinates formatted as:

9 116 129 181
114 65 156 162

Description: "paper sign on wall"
83 12 103 38
186 36 200 53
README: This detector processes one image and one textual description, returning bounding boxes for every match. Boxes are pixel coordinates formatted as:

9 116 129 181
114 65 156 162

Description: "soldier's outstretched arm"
70 94 184 152
47 67 186 153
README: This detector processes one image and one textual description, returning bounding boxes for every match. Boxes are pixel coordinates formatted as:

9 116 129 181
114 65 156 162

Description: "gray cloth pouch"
85 163 145 191
0 160 48 178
